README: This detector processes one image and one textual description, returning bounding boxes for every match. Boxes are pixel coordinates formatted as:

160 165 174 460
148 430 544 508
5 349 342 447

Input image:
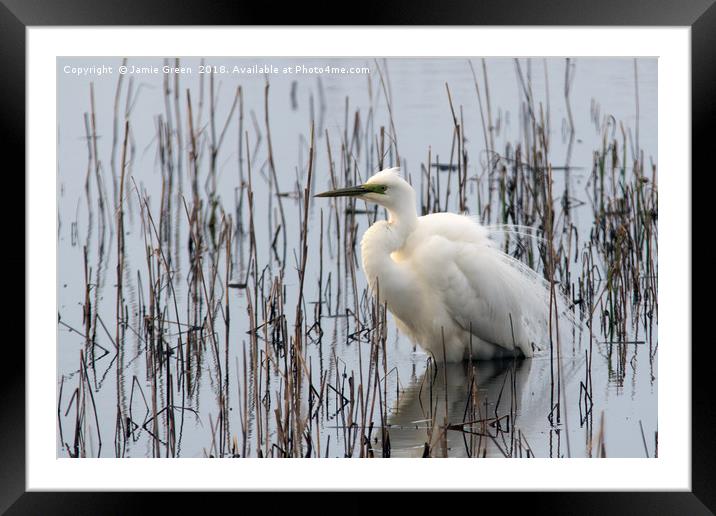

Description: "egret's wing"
410 233 552 356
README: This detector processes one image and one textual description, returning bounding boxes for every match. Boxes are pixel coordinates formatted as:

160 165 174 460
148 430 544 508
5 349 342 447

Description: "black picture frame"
3 1 710 513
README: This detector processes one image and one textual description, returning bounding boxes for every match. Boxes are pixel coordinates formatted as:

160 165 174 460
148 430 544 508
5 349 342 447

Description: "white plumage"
317 167 565 362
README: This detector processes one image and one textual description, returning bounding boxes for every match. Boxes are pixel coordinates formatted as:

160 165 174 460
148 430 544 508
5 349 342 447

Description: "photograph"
56 56 658 459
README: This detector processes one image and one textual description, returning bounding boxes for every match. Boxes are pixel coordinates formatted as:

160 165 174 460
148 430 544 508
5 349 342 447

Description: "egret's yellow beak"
314 185 369 198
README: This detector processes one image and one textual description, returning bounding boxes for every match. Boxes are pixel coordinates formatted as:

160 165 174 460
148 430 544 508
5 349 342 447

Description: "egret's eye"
364 184 388 195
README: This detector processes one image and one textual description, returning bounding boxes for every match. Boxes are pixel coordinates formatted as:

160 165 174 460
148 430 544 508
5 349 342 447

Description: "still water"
57 57 657 458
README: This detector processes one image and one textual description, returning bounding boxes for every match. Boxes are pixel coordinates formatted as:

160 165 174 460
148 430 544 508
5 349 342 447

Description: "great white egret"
316 167 566 362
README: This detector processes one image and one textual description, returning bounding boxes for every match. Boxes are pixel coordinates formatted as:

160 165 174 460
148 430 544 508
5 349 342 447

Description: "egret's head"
315 167 415 214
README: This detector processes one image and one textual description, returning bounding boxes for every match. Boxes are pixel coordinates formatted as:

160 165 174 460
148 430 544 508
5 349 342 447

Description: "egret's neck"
360 202 417 297
385 201 418 245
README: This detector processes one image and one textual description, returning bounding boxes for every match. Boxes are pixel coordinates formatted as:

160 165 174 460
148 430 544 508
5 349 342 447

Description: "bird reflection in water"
378 357 537 458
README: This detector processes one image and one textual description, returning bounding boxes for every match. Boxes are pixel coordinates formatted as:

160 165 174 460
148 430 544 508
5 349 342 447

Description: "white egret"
316 167 567 362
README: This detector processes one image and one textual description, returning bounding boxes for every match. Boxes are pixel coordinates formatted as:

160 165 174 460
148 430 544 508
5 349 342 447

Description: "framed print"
4 0 712 513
